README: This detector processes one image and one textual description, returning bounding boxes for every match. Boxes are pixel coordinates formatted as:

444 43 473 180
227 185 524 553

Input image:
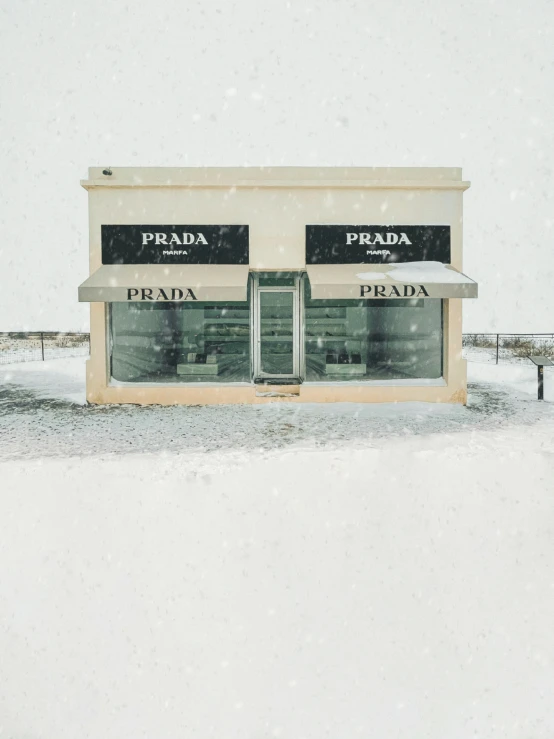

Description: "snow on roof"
357 261 474 284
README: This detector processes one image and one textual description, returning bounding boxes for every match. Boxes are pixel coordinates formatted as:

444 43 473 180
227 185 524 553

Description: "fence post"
496 334 499 365
41 332 45 361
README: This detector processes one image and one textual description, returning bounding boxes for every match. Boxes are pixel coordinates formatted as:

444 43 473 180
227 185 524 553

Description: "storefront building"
78 167 477 405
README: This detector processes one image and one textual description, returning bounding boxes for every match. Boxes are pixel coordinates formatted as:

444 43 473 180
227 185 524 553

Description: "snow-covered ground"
1 358 554 738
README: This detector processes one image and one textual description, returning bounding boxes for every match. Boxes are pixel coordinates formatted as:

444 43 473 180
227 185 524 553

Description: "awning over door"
78 264 250 302
306 262 478 300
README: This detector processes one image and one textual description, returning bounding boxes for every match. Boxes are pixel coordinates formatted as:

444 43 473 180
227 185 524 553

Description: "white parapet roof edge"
81 166 470 190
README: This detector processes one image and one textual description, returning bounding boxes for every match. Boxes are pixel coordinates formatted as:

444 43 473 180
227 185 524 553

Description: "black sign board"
306 225 451 264
528 356 554 366
102 225 249 265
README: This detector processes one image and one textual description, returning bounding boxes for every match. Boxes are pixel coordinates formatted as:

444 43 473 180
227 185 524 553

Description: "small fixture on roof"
102 168 112 176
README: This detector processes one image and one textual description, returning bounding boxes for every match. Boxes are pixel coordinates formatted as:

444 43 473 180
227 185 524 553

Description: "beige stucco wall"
82 167 470 405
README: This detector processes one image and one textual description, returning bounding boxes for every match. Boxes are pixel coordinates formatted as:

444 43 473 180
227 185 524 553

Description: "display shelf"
305 318 346 324
325 364 367 376
204 318 250 324
305 336 355 341
177 363 220 376
305 308 349 348
305 308 346 316
204 336 250 342
260 336 294 342
198 306 251 352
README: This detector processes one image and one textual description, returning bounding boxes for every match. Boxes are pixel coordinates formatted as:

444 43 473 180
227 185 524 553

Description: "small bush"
502 337 554 358
463 334 497 349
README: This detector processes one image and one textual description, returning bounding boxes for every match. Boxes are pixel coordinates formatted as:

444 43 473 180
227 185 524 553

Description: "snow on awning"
78 264 250 302
306 262 478 300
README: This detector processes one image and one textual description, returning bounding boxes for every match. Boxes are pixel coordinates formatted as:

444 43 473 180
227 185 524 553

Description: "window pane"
259 292 294 375
110 301 251 383
304 278 442 381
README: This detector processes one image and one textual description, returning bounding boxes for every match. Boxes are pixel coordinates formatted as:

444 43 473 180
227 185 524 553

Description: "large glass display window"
109 300 251 383
303 278 443 382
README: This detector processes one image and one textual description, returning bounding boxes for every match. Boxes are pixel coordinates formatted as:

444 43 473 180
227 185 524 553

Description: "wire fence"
1 331 554 367
462 333 554 365
0 332 90 365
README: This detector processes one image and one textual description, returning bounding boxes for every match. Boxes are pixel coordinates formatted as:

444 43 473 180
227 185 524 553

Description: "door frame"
251 273 303 381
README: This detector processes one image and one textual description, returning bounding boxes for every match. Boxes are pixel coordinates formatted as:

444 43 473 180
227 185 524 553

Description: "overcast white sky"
1 0 552 332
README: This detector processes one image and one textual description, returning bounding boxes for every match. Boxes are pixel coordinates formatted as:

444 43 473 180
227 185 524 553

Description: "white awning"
306 262 478 300
78 264 250 302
